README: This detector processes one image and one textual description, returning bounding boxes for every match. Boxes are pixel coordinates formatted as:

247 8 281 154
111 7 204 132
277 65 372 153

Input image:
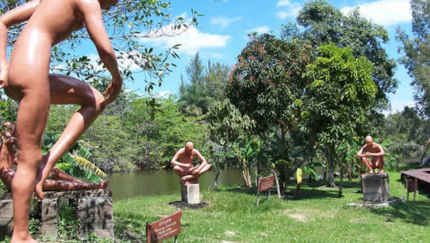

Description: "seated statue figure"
171 142 211 185
356 135 385 174
0 122 109 192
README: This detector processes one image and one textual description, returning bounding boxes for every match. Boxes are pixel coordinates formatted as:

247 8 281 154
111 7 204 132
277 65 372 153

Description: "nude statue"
0 0 121 241
171 142 211 185
0 123 109 192
356 135 385 174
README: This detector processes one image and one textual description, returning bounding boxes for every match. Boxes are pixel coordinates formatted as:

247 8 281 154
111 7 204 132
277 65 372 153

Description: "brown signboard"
259 175 275 192
146 211 182 243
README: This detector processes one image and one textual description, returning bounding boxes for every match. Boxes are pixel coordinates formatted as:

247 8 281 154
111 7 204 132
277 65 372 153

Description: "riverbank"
1 170 428 242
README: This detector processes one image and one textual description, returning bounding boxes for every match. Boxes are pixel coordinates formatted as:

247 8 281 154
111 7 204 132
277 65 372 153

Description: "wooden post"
405 176 418 207
256 184 261 207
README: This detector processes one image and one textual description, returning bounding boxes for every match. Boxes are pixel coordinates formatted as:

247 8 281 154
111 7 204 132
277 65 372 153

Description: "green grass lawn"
2 170 428 242
113 170 430 243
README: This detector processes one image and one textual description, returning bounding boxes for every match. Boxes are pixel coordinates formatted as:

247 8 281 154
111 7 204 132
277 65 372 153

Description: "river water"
106 168 247 201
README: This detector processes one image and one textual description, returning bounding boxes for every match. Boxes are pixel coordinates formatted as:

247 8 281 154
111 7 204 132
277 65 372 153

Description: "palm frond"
72 155 107 178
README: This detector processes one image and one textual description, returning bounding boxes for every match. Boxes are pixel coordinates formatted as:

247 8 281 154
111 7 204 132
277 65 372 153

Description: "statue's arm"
191 150 208 173
0 0 40 68
356 145 367 158
78 0 122 104
367 144 386 157
171 149 190 168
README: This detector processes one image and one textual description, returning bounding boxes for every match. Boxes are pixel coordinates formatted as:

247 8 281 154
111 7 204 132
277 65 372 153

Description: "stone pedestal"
361 173 390 202
77 197 114 241
0 189 113 241
0 199 14 238
41 199 60 240
181 183 200 204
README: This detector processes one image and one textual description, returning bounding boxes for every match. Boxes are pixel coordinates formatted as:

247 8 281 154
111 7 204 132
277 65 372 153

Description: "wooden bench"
400 168 430 191
0 189 113 241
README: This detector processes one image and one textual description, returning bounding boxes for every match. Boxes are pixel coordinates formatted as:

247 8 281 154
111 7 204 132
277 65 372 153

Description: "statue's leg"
197 163 211 176
360 157 374 173
50 167 84 183
42 179 109 191
35 74 105 200
378 157 384 173
8 69 50 242
173 165 187 177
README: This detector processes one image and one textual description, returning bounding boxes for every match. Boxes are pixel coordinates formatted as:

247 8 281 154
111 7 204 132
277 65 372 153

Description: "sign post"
146 211 183 243
256 175 275 206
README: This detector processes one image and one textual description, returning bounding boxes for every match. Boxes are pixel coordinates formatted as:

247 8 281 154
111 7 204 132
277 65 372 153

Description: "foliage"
383 107 425 159
293 0 397 108
178 53 230 117
284 0 398 136
42 134 106 183
228 33 313 138
397 0 430 118
301 44 376 185
207 99 256 187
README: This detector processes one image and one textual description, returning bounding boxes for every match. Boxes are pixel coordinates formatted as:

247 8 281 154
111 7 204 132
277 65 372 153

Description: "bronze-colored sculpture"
0 0 121 241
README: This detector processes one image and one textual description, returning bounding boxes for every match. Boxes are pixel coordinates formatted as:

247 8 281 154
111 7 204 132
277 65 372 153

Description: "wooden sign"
259 175 275 192
146 211 182 243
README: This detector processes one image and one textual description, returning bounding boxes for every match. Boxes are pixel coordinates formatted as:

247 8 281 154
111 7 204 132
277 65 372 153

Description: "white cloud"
276 11 289 20
276 0 301 19
277 0 292 7
207 52 225 59
154 90 171 98
246 26 271 34
211 16 242 29
140 25 231 56
341 0 411 26
383 99 415 116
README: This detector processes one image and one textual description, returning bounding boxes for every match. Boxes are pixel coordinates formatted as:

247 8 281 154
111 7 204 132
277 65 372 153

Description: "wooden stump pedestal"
361 173 390 202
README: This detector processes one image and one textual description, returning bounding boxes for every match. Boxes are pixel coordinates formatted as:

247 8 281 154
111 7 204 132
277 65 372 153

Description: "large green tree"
397 0 430 117
178 52 230 117
396 0 430 165
227 33 315 190
284 0 398 135
228 34 313 158
302 44 376 186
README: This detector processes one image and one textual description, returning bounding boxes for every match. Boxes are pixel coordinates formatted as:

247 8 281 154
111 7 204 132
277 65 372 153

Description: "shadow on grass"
222 179 359 200
368 200 430 226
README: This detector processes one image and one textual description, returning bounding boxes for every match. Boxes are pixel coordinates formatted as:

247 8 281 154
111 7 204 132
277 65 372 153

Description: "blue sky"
122 0 414 115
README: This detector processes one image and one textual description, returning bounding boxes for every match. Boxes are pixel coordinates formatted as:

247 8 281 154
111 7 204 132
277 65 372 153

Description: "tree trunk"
242 163 252 188
418 139 430 166
214 167 220 191
273 169 281 199
338 164 343 197
325 145 336 187
254 159 259 186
